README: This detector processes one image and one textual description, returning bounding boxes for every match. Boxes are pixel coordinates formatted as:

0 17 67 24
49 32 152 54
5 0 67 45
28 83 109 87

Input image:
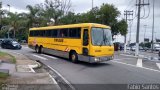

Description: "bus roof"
29 23 110 30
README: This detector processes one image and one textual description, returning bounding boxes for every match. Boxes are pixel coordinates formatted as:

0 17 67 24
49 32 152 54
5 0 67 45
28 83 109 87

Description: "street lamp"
7 4 10 12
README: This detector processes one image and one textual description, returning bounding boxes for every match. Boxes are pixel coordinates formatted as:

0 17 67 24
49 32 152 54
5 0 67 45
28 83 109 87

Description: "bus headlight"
111 56 114 60
95 58 100 62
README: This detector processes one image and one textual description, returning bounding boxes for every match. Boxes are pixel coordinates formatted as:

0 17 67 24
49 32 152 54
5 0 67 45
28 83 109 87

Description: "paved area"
0 48 60 90
115 51 160 71
1 45 160 89
3 45 159 90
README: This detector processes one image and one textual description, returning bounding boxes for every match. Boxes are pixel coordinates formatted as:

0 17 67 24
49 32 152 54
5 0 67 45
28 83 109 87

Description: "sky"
1 0 160 43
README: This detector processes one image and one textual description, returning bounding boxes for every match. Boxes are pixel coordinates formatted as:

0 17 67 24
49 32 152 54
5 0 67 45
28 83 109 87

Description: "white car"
153 44 160 51
131 46 136 51
126 46 131 50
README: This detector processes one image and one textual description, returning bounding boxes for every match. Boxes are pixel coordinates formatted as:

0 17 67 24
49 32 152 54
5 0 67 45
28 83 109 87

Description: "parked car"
0 38 5 45
143 47 149 51
20 40 27 43
152 44 160 51
1 39 22 49
126 46 131 50
131 46 136 51
131 46 144 51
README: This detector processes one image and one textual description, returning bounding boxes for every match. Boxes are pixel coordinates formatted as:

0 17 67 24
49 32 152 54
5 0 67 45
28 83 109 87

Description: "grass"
0 72 8 78
0 51 16 63
0 51 13 85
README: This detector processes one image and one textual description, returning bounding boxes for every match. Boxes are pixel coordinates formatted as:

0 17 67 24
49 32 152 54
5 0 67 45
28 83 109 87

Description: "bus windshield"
91 28 112 46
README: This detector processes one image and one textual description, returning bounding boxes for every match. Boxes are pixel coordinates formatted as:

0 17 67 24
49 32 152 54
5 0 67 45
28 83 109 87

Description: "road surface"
1 45 160 90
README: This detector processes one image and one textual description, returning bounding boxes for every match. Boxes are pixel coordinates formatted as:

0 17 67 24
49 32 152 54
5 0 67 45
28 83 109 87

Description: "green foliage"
116 19 128 35
59 3 127 36
0 2 128 40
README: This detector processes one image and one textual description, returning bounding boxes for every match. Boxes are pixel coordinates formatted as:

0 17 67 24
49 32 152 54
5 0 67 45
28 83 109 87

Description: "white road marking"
28 65 36 73
111 60 160 73
32 54 48 60
156 63 160 70
114 58 135 61
47 65 75 90
23 46 28 48
113 59 121 60
10 52 23 55
41 54 58 59
48 73 58 84
120 54 137 58
136 58 143 67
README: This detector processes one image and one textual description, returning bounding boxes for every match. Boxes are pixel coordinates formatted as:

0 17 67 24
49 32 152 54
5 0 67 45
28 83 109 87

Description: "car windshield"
12 41 18 44
91 28 112 46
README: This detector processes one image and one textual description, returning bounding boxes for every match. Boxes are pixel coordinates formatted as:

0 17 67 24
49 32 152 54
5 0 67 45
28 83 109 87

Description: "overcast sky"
1 0 160 43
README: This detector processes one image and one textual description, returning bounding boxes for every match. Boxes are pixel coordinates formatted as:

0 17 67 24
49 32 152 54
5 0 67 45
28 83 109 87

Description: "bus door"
82 28 89 55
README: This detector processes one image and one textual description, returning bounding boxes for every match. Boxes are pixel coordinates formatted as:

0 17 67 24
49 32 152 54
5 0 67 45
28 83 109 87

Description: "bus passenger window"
59 29 68 38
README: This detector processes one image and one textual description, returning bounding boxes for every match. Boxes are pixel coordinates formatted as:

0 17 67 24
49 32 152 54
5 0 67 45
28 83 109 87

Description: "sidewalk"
0 49 60 90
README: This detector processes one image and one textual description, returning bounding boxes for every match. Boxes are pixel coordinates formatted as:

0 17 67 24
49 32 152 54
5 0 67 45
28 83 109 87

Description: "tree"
99 3 120 26
26 5 40 28
43 0 71 25
114 19 128 36
59 11 76 24
8 12 20 38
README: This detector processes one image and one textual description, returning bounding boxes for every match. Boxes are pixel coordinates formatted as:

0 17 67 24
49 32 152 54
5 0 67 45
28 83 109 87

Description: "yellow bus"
28 23 114 63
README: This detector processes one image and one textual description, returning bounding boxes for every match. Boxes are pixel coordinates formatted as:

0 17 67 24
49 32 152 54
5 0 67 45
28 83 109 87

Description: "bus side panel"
28 37 83 58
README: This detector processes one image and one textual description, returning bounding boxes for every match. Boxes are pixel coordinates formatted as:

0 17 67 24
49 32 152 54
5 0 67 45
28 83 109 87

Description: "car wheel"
70 52 78 63
19 47 22 50
1 45 5 49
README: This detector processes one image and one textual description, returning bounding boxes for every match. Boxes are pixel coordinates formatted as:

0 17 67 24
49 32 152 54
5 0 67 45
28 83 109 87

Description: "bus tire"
70 52 78 63
39 46 43 54
35 46 39 53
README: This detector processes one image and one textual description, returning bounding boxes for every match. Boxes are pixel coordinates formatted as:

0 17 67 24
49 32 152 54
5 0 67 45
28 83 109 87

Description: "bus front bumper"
89 56 114 63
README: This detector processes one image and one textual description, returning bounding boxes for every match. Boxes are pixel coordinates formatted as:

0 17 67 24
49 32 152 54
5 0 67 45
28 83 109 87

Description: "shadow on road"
30 51 111 67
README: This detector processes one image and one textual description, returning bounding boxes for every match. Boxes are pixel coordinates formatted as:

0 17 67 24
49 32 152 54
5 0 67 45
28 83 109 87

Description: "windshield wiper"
100 30 105 46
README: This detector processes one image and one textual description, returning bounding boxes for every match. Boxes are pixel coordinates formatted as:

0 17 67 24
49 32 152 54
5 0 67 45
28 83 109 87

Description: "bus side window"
83 29 89 46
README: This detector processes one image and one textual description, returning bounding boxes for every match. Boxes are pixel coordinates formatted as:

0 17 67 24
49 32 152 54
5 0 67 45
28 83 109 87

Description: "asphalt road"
1 46 160 90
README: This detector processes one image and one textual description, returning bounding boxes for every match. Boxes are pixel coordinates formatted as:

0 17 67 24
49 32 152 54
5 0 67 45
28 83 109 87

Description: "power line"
124 10 133 53
140 0 150 19
124 0 135 11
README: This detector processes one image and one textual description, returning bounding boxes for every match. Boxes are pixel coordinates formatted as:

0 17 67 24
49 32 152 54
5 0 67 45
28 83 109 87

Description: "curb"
0 60 2 64
36 60 75 90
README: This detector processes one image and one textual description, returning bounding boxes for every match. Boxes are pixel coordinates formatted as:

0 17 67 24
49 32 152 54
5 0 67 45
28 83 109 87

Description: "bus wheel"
39 46 43 54
35 46 39 53
70 52 78 63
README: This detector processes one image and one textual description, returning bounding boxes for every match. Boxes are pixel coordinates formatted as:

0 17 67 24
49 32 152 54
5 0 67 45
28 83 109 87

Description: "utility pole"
92 0 93 9
144 25 147 41
129 20 133 44
135 0 149 56
0 2 2 26
151 0 155 52
124 10 133 53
